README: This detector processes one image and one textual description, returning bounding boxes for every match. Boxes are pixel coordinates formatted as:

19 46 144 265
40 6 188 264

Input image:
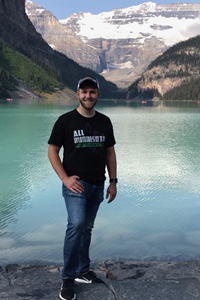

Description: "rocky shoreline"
1 260 200 299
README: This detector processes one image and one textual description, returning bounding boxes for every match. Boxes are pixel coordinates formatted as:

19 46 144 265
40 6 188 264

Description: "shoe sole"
59 292 76 300
75 278 92 284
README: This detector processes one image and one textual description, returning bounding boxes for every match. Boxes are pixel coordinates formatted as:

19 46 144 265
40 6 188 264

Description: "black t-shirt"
48 109 116 184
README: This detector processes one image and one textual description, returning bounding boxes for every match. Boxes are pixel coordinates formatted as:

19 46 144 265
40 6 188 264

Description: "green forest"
0 38 63 98
148 35 200 70
1 28 200 101
0 37 123 100
0 68 17 98
162 77 200 101
150 35 200 100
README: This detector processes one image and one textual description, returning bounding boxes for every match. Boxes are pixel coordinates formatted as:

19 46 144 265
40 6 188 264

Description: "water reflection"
0 101 200 265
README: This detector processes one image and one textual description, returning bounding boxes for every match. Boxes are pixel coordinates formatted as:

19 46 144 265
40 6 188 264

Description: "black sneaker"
59 279 76 300
75 270 104 284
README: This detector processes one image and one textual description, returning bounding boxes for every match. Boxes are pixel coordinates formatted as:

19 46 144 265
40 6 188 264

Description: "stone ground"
1 260 200 299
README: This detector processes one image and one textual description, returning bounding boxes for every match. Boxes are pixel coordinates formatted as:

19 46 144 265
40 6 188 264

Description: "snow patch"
102 61 134 73
49 44 56 49
36 9 45 14
59 2 200 46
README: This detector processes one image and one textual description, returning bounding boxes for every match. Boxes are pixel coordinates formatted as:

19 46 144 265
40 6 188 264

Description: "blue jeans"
62 180 104 279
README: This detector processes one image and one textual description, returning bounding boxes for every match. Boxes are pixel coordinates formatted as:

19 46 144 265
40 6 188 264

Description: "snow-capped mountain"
60 2 200 46
25 0 103 73
26 1 200 88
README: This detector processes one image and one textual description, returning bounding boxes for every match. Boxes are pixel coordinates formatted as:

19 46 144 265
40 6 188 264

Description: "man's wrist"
61 174 69 182
109 178 118 184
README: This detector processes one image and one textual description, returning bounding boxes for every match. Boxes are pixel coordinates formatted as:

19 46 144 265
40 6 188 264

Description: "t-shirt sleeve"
106 118 116 148
48 116 65 147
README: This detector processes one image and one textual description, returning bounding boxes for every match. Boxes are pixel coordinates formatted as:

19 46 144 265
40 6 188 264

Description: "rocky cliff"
87 36 165 87
0 0 56 67
62 2 200 88
25 1 102 72
0 0 122 100
0 0 60 99
127 35 200 100
26 1 200 89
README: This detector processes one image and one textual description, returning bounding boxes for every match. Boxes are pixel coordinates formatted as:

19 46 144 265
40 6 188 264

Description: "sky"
33 0 200 20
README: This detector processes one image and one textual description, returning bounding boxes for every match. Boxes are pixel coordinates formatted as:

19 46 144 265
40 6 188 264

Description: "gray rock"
1 261 200 300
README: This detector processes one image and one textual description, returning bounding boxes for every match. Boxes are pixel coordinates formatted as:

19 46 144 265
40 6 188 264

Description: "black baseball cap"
77 77 100 91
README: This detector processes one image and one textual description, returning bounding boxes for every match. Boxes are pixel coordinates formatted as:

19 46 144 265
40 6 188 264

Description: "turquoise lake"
0 99 200 266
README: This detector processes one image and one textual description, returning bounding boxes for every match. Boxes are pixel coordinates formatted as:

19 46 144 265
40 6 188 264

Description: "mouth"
83 99 94 102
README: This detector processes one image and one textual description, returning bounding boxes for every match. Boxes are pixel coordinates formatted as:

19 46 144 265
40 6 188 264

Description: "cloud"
0 237 15 249
22 224 64 243
180 17 200 38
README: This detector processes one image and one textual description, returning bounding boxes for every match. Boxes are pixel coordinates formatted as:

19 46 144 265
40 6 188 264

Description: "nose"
85 92 92 98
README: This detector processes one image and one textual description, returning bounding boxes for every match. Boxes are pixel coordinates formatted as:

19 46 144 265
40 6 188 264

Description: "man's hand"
63 175 84 194
106 183 117 203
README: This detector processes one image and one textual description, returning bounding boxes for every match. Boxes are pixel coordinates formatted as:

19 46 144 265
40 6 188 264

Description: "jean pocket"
62 183 84 198
62 184 71 197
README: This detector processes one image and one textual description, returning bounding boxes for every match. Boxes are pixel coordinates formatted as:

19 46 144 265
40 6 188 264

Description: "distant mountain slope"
0 0 123 100
25 0 103 73
0 38 63 98
26 1 200 88
127 35 200 101
61 2 200 43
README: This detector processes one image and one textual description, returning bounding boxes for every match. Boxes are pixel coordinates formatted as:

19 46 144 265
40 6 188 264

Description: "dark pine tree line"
162 77 200 100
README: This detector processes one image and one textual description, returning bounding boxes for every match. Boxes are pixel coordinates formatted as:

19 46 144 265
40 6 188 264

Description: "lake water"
1 99 200 266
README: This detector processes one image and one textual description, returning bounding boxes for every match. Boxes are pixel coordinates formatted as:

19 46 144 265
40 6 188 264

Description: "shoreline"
1 260 200 299
2 252 200 268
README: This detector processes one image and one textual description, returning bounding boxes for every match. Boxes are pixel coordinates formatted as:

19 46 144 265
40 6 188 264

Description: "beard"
79 99 97 110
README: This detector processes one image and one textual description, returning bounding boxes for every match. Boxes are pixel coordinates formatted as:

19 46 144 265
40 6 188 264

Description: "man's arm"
106 146 117 203
48 144 84 193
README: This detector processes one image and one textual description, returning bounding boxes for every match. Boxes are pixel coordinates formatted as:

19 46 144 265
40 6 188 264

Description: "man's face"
77 86 100 111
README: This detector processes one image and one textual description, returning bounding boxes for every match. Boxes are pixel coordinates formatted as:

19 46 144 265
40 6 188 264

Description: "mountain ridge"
26 1 200 88
127 34 200 101
0 0 123 100
1 1 200 101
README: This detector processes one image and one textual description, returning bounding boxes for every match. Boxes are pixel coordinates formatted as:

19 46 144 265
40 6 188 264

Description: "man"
48 76 117 300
